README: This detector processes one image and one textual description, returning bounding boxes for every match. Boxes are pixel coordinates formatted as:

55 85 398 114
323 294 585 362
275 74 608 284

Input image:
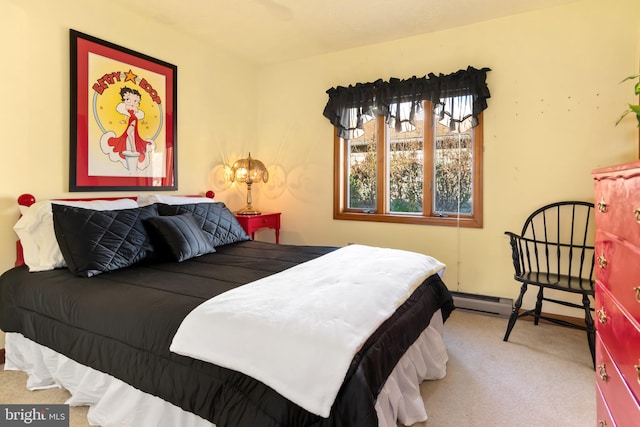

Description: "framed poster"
70 29 177 191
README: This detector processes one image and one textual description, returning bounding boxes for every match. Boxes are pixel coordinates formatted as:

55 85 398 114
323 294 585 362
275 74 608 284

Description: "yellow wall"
0 0 258 347
1 0 639 349
248 0 640 309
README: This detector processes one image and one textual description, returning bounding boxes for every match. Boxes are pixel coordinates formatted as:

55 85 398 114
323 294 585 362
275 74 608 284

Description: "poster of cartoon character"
70 30 177 191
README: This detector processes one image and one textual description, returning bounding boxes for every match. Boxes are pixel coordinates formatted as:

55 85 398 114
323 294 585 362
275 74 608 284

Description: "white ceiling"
114 0 579 65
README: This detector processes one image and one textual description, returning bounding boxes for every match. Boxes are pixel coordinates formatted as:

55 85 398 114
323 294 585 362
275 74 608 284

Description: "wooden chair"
503 201 596 367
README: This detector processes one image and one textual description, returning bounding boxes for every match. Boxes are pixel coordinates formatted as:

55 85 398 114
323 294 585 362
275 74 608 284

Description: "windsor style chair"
503 201 596 367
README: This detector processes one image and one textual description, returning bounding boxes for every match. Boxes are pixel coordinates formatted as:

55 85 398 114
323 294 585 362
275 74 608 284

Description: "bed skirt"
4 312 447 427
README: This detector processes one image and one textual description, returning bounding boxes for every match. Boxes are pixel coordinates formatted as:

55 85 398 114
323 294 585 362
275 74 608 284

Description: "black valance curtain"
323 66 491 139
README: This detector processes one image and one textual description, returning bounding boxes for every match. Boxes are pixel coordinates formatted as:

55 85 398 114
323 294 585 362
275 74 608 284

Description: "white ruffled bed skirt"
4 311 447 427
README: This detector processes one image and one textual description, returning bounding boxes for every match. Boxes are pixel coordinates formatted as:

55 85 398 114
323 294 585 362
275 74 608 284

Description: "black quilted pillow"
52 204 158 277
157 202 250 247
145 213 215 262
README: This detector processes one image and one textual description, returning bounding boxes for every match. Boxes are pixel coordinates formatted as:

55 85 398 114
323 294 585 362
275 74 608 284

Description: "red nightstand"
234 212 281 244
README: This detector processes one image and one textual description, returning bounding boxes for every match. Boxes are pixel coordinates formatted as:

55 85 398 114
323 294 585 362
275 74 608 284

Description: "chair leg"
534 286 544 325
504 283 527 342
583 294 596 369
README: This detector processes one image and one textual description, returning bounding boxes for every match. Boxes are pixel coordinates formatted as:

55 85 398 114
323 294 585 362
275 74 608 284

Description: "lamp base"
235 207 262 216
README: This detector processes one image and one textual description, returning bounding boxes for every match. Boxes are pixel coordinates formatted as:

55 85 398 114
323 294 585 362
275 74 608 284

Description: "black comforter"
0 241 454 427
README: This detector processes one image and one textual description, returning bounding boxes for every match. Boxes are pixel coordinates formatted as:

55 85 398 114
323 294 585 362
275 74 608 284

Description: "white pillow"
136 194 214 207
13 198 138 272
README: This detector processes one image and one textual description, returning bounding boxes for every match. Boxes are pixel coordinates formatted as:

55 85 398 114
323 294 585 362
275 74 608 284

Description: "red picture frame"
70 29 177 191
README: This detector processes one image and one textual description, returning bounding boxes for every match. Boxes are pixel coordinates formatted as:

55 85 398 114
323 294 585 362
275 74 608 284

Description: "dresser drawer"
596 283 640 403
595 231 640 323
595 334 640 427
254 214 279 229
596 383 616 427
594 174 640 247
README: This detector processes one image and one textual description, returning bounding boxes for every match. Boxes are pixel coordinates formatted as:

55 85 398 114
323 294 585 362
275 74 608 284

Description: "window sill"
333 211 482 228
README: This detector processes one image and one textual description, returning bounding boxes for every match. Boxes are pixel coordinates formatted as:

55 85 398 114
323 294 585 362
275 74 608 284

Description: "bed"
0 193 455 427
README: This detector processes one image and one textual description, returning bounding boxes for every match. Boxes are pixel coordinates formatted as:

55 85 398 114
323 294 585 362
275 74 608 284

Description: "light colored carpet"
415 310 594 427
0 371 89 427
0 310 595 427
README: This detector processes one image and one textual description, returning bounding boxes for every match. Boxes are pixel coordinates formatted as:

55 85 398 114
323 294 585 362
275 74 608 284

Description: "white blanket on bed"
169 244 445 417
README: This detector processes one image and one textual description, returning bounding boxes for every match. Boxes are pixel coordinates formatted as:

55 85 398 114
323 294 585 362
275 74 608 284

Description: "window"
324 67 490 227
333 98 483 228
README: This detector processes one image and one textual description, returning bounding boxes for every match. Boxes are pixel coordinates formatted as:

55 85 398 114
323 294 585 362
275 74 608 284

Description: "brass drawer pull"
635 286 640 303
635 361 640 385
597 198 608 213
597 254 608 269
598 363 609 382
597 308 607 325
598 421 607 427
635 208 640 223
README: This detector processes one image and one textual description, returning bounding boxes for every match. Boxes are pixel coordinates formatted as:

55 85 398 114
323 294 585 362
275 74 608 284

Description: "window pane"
388 105 423 214
433 100 473 214
347 118 377 210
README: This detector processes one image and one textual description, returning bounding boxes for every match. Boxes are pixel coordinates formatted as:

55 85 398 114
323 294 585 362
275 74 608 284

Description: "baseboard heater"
450 291 513 318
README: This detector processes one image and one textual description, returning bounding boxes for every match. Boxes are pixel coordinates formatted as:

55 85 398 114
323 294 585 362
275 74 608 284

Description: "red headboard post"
15 194 37 267
18 193 36 208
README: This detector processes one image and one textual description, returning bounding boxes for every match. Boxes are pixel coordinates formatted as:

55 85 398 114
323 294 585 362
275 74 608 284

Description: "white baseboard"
451 291 513 318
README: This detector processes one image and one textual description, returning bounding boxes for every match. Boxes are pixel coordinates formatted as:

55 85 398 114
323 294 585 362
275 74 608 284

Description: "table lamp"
230 153 269 215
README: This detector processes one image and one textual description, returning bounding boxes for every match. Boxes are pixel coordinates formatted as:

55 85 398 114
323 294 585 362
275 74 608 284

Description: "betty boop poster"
70 29 177 191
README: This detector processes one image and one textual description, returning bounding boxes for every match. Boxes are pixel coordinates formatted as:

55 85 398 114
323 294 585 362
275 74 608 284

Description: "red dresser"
592 161 640 427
